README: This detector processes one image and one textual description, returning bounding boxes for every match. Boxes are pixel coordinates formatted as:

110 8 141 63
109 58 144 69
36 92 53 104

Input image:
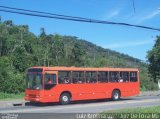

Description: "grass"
0 92 24 100
99 106 160 119
104 106 160 113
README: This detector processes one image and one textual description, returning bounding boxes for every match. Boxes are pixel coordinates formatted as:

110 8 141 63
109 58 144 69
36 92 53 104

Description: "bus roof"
29 66 139 72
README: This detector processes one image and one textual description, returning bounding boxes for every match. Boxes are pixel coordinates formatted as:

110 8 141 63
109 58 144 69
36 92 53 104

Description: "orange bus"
25 66 140 104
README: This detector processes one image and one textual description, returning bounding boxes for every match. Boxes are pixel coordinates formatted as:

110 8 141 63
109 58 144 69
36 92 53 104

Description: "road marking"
1 98 160 113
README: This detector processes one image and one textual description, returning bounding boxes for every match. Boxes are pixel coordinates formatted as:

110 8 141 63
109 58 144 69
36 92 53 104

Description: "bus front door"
43 71 58 101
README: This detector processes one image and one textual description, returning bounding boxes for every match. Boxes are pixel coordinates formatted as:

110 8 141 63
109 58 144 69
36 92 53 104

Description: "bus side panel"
93 83 110 99
42 89 59 103
121 82 140 97
52 84 109 101
99 82 140 98
55 84 102 101
112 82 140 97
41 81 140 103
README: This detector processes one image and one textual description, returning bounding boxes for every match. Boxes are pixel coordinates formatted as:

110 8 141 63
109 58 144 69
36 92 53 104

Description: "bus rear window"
130 72 137 82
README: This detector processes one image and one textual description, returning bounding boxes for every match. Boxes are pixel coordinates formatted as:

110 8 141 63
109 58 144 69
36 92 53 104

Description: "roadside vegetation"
0 19 159 99
102 106 160 113
99 106 160 119
0 92 24 100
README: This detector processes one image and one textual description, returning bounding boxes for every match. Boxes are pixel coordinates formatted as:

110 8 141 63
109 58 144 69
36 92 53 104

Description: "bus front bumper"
25 94 59 103
25 95 43 102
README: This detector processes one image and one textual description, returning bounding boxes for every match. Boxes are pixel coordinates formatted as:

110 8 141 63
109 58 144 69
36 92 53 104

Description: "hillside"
62 36 143 68
0 20 158 94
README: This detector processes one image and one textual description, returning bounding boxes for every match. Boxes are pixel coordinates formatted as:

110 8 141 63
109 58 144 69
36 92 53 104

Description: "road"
0 95 160 119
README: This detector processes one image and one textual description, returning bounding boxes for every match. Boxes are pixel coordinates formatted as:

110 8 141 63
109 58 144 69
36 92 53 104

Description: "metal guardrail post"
158 80 160 89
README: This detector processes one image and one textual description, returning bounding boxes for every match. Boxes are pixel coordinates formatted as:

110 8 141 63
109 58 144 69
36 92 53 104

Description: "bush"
0 92 24 100
0 57 25 93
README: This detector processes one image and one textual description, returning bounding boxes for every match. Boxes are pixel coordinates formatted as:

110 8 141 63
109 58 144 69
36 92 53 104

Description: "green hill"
62 35 143 67
0 20 158 94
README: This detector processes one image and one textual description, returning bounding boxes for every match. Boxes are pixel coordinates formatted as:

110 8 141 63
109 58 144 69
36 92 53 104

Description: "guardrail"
158 80 160 89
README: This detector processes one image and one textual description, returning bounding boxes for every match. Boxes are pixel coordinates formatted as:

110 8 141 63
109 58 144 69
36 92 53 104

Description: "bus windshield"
26 73 43 90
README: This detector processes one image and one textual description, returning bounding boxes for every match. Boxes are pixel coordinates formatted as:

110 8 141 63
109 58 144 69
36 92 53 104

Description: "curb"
138 90 160 97
0 100 26 108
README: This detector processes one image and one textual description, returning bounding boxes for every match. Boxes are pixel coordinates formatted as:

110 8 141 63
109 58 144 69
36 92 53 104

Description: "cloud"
131 10 160 24
103 10 120 20
141 10 160 21
105 40 153 49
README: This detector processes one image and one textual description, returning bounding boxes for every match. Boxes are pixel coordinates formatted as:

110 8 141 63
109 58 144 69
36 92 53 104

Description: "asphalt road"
0 95 160 119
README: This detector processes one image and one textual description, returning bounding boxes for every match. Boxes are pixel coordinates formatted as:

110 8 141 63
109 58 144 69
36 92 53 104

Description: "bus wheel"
112 90 120 101
60 93 71 105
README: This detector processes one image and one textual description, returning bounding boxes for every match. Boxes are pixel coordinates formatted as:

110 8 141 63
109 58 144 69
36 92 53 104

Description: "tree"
0 56 24 93
51 34 64 66
70 42 86 66
0 19 159 94
39 28 48 66
4 20 13 27
0 23 9 56
147 36 160 83
11 46 32 72
40 27 46 38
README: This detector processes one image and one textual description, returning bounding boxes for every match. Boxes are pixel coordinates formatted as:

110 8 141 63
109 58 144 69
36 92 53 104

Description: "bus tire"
60 93 71 105
112 90 120 101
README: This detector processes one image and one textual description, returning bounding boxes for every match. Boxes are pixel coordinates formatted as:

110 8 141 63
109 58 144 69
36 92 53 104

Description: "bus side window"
58 71 71 84
98 71 108 83
72 71 85 84
79 72 85 83
130 72 137 82
86 71 97 83
109 72 119 82
120 72 129 82
72 72 78 83
44 74 56 90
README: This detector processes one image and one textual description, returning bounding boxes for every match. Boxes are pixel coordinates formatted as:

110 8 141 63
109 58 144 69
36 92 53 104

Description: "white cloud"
141 10 160 21
131 10 160 24
105 40 153 49
103 10 120 20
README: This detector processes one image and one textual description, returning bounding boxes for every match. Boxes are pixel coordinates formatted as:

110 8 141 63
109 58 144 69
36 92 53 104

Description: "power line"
0 5 89 21
0 9 91 22
0 6 160 32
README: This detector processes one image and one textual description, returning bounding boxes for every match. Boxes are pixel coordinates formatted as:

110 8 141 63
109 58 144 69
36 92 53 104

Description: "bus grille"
29 94 36 98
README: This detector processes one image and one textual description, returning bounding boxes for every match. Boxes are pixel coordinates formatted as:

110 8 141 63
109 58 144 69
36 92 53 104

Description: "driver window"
44 74 57 90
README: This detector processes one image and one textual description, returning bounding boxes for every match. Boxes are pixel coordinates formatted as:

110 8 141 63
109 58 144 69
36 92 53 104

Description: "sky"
0 0 160 61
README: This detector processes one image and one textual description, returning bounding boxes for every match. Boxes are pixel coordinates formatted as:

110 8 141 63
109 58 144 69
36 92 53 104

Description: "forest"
0 19 159 94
